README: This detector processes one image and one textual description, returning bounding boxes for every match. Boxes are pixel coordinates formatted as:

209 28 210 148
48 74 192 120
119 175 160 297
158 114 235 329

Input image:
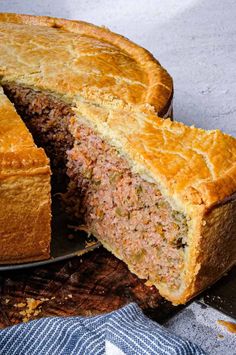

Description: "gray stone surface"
1 0 236 353
165 302 236 354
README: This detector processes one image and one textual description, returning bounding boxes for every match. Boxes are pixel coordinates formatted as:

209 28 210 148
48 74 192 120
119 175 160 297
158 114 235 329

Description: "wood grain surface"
0 247 180 328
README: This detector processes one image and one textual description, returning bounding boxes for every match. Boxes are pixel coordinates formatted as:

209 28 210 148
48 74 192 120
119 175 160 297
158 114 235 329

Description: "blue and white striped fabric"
0 303 205 355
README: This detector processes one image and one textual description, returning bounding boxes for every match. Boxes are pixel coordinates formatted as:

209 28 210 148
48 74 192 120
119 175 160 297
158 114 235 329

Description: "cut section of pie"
0 14 235 304
0 86 51 264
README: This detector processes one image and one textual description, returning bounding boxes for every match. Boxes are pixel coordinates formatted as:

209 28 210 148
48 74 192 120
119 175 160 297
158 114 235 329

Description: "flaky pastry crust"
0 12 173 116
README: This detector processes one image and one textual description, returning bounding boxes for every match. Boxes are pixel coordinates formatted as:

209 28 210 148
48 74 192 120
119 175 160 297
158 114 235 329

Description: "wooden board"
0 247 181 328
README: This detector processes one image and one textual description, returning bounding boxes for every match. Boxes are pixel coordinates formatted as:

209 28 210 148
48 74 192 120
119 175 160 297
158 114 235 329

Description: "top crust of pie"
0 13 236 214
0 13 173 116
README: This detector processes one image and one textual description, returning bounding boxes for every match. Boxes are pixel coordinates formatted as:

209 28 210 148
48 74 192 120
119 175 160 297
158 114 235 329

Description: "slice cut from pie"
0 14 235 305
0 86 51 264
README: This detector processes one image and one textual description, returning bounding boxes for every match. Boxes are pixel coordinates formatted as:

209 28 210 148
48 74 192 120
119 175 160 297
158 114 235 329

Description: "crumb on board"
14 303 26 308
15 298 48 323
64 294 73 300
5 299 10 304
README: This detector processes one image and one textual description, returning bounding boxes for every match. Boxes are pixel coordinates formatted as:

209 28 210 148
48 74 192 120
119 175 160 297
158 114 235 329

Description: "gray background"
0 1 236 353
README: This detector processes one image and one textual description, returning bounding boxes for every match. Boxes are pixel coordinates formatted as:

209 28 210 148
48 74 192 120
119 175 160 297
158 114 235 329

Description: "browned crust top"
0 13 235 210
0 13 173 115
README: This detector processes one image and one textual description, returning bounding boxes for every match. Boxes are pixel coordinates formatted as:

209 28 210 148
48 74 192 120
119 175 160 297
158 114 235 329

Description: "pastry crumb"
40 297 49 302
27 298 43 310
68 294 72 298
16 298 49 323
5 299 10 304
19 310 26 316
14 302 26 308
218 320 236 333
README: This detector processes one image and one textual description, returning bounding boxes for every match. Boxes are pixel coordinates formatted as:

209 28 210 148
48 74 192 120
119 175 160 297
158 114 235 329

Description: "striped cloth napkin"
0 303 205 355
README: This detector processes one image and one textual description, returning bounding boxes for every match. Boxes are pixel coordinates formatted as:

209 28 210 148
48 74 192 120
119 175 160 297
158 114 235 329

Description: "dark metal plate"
0 199 101 271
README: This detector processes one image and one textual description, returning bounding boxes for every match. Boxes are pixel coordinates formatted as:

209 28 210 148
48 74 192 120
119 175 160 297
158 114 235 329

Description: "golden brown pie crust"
0 12 173 116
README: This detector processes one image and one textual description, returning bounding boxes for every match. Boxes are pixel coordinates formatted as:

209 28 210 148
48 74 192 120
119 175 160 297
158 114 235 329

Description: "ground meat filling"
66 123 188 290
4 84 188 290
